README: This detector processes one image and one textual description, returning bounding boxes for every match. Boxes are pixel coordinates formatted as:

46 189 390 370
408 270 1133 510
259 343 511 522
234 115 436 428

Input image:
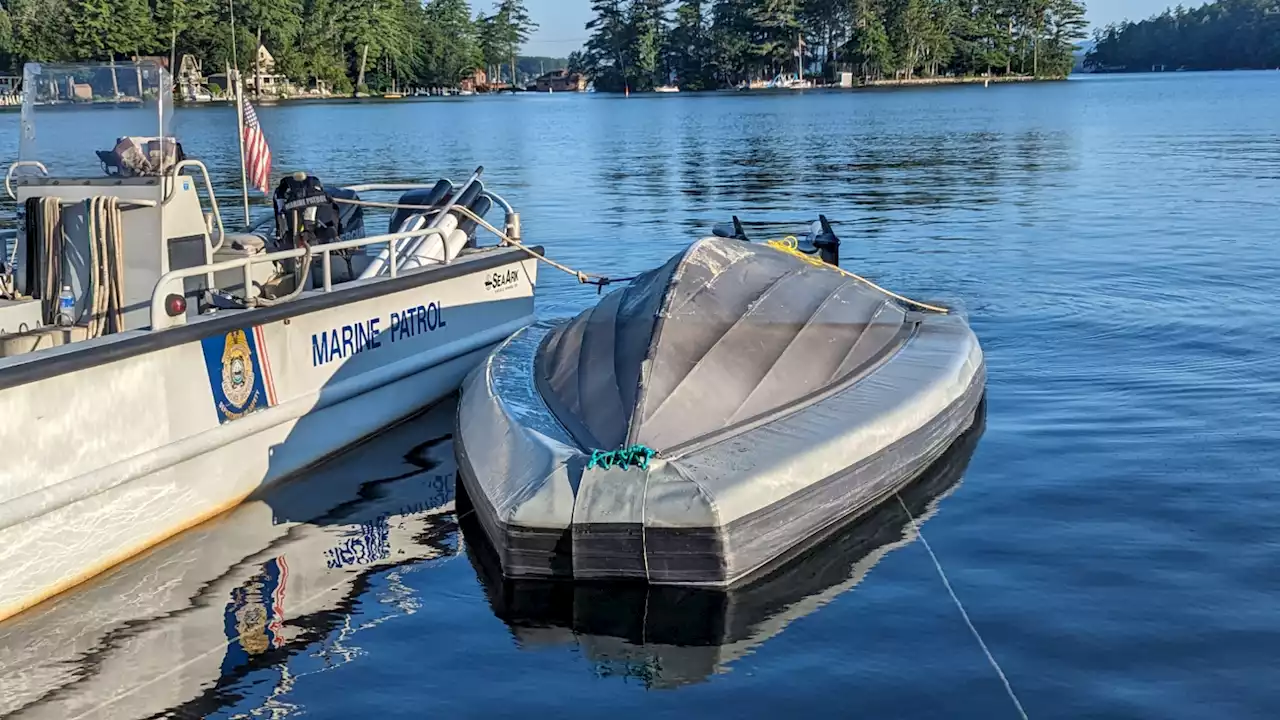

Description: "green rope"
587 444 657 471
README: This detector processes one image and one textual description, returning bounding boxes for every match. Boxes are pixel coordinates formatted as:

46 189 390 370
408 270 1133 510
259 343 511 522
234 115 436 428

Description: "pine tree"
493 0 537 85
584 0 629 92
420 0 479 86
711 0 752 83
747 0 803 77
475 12 502 83
66 0 154 61
668 0 715 89
626 0 667 90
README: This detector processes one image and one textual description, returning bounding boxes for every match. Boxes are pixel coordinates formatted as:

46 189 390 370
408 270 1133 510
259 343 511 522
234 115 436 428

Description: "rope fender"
586 445 657 471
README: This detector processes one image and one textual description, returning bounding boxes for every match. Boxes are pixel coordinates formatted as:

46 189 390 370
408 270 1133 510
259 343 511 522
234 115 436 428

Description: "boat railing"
149 226 454 330
341 181 520 240
4 161 49 199
166 160 227 253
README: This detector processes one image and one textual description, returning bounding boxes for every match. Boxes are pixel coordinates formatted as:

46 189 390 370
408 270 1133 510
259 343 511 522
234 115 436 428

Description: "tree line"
1086 0 1280 72
0 0 537 94
574 0 1089 93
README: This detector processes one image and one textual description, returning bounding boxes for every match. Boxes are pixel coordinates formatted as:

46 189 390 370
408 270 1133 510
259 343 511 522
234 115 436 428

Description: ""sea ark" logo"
484 268 521 293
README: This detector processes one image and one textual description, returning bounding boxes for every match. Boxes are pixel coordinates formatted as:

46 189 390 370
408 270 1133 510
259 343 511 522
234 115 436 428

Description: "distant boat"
766 72 813 90
655 84 680 93
383 92 403 99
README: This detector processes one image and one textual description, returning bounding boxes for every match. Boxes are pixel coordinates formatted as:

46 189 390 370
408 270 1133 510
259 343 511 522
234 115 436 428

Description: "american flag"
241 97 272 194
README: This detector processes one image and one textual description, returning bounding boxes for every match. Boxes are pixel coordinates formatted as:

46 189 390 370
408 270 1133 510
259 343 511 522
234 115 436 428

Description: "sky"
517 0 1195 58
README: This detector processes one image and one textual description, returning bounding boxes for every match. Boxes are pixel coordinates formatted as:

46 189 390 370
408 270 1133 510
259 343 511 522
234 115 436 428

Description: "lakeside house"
201 45 332 99
248 45 292 96
532 69 586 92
460 68 487 93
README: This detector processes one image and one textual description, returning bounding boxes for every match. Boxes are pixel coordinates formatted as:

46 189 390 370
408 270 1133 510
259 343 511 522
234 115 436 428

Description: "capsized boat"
460 402 983 689
457 218 985 587
0 61 536 622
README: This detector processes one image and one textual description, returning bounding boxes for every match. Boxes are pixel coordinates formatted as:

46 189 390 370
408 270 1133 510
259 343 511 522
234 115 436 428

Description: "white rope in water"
895 494 1030 720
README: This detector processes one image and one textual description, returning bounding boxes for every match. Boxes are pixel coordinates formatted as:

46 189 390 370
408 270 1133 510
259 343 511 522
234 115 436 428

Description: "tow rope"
331 195 635 293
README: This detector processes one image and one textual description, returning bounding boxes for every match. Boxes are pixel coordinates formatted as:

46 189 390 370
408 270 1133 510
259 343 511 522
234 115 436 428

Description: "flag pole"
229 0 249 226
234 68 250 227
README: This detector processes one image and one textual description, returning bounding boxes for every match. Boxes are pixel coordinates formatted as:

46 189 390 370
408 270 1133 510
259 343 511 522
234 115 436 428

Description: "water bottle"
57 285 74 327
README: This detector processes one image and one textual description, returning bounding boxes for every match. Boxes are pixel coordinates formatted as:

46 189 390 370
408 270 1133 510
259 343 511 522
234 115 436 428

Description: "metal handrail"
342 182 450 193
5 161 49 200
166 160 226 253
149 226 450 329
341 181 515 223
483 190 515 218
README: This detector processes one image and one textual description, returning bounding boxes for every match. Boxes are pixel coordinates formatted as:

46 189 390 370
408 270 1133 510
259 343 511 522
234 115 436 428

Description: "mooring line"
895 494 1029 720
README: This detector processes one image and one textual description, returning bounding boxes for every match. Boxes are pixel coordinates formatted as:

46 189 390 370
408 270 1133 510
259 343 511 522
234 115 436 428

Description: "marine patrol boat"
0 61 537 622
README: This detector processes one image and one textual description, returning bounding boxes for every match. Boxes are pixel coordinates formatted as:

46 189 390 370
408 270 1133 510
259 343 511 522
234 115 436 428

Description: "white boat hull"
0 247 537 622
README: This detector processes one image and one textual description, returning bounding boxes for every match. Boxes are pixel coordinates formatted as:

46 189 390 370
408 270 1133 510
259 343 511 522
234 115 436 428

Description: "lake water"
3 71 1280 719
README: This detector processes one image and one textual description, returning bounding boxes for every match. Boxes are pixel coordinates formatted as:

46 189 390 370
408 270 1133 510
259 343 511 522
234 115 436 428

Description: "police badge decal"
201 326 276 424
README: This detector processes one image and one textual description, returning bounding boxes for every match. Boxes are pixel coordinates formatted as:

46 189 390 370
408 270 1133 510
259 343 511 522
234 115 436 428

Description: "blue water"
2 72 1280 719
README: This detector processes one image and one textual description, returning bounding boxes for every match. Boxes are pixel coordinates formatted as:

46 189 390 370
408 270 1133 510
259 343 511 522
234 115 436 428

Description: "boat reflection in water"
0 406 461 720
461 399 986 690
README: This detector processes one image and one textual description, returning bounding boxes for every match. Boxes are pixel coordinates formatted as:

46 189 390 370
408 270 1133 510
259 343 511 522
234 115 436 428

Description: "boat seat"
213 233 274 301
325 187 365 240
389 182 452 233
222 233 267 254
312 253 374 286
0 325 91 358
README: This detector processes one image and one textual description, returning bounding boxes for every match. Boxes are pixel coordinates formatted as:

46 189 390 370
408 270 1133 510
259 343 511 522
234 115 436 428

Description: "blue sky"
517 0 1193 57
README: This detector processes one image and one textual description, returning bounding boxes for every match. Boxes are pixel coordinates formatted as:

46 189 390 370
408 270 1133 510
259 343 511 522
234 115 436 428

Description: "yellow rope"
765 236 950 314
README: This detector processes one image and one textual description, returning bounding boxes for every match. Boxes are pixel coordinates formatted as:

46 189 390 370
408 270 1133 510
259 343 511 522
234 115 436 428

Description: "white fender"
358 213 429 279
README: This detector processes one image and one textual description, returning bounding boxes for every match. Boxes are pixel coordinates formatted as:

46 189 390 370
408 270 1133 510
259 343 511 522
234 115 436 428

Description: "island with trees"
573 0 1089 93
1085 0 1280 73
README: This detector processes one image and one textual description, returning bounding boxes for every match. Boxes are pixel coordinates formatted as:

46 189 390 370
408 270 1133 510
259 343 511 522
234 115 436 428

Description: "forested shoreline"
1086 0 1280 73
575 0 1088 93
0 0 537 94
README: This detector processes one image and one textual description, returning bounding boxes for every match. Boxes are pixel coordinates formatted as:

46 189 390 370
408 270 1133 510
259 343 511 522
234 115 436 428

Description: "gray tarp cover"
536 238 908 452
458 235 984 586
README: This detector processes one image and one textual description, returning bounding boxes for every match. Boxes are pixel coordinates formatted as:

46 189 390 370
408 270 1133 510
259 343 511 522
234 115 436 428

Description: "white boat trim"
0 303 532 534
